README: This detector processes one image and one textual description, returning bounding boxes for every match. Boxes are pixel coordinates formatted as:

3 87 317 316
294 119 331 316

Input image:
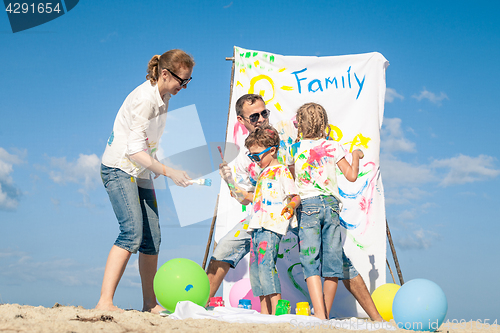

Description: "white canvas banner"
216 46 389 317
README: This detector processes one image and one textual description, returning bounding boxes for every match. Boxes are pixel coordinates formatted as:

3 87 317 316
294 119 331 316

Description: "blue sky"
1 0 499 322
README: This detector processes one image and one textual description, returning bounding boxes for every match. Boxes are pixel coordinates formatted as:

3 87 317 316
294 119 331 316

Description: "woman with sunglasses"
96 49 194 313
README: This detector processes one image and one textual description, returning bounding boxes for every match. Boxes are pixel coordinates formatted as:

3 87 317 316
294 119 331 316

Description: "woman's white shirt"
102 81 171 178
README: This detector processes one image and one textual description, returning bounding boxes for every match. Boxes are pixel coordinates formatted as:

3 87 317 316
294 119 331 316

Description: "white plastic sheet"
169 301 396 331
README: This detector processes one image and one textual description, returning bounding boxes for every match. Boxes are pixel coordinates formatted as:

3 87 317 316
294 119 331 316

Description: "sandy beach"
1 303 498 333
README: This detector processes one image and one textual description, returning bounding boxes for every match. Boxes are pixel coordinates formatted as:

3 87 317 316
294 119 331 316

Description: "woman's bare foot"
143 304 165 314
95 302 125 313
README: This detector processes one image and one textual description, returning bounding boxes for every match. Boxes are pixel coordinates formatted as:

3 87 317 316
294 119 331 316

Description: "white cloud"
51 197 60 206
381 118 416 154
382 147 499 206
48 154 101 189
380 118 433 205
412 87 449 105
381 118 499 205
394 227 441 250
77 188 96 209
381 156 435 189
100 31 118 43
380 118 497 251
0 249 99 287
0 148 23 179
389 210 441 250
383 186 430 205
385 88 404 103
0 148 25 211
44 153 101 208
431 154 500 186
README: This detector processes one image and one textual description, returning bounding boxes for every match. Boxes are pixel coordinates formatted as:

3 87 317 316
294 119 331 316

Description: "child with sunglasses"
244 125 301 315
287 103 364 320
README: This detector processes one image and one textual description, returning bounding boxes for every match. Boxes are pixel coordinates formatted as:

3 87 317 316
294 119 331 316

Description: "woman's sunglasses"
165 68 192 87
247 145 278 162
243 109 270 124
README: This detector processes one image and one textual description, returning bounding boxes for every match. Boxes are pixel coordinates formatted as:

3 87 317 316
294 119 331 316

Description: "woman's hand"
165 167 192 187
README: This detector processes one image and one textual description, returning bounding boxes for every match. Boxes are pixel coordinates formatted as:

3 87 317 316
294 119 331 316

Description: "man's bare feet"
143 304 165 314
95 302 125 313
311 314 327 320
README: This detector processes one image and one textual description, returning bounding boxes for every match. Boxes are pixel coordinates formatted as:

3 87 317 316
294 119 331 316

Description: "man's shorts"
211 217 251 268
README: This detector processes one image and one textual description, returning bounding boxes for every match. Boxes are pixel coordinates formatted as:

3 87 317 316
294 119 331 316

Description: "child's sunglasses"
247 145 278 162
243 109 270 124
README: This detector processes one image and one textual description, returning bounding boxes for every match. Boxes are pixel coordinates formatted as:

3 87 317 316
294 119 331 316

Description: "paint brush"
217 146 225 163
218 145 232 188
189 179 212 186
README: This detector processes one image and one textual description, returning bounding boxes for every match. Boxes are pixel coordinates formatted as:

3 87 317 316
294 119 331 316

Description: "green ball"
153 258 210 312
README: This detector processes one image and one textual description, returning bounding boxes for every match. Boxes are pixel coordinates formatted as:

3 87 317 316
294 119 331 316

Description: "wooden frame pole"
202 194 219 270
386 219 404 285
201 50 236 270
386 259 396 284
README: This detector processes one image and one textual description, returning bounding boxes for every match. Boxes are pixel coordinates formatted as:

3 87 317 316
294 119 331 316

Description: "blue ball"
392 279 448 332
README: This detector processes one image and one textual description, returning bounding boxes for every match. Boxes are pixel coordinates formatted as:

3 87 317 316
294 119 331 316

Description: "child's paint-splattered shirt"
248 164 299 236
287 139 346 206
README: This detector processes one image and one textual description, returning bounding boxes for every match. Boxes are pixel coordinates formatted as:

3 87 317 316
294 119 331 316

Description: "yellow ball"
371 283 401 321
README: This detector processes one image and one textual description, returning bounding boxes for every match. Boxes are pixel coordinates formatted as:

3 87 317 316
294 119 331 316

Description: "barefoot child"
244 125 301 314
287 103 364 319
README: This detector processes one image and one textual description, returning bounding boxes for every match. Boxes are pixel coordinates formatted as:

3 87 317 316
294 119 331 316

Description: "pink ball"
229 278 261 312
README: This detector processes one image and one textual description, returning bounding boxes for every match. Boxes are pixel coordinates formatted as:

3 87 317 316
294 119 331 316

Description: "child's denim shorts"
298 195 344 280
249 228 282 297
101 164 161 255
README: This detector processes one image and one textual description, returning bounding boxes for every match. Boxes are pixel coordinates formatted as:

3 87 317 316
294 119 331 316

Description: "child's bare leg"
95 245 131 312
306 275 327 319
259 295 272 314
268 293 281 315
139 252 164 313
323 277 339 319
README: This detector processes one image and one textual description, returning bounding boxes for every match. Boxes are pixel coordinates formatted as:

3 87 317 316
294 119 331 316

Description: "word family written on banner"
291 66 366 99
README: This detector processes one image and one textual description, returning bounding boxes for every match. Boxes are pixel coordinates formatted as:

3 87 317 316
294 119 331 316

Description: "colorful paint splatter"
288 139 346 204
247 165 298 236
